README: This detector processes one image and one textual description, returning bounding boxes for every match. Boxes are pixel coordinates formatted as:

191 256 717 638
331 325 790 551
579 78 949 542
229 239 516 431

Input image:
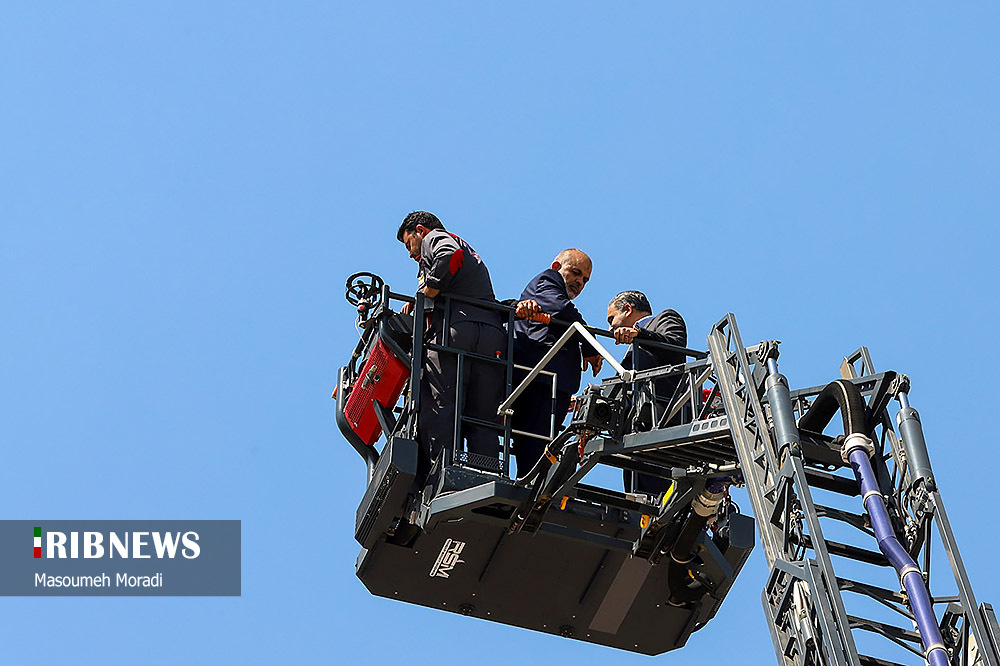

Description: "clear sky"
3 3 999 665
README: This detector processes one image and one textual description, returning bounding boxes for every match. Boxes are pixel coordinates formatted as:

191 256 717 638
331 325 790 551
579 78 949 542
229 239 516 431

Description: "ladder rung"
804 468 860 496
801 440 847 468
814 504 869 532
825 539 889 566
837 578 907 604
859 655 907 666
849 615 922 644
802 535 889 566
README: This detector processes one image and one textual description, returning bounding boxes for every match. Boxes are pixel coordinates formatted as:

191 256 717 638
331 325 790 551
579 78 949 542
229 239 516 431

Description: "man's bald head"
551 248 592 300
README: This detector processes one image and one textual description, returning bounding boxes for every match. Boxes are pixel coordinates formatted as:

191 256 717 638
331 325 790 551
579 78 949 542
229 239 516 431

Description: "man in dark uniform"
509 249 604 476
397 211 506 469
607 290 687 495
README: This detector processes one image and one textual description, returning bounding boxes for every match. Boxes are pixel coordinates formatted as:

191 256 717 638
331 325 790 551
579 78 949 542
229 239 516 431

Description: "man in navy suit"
509 249 604 476
608 290 688 495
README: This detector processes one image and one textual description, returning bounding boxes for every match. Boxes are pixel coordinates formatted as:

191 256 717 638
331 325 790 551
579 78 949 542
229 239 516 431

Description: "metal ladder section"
707 313 1000 666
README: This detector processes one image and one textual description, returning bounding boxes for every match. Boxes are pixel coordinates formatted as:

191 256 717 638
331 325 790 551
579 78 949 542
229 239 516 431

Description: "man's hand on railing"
515 299 551 323
613 326 640 345
516 299 541 318
400 302 414 315
583 354 604 376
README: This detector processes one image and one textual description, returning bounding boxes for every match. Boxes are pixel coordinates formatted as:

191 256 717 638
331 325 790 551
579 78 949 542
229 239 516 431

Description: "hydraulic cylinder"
896 393 935 491
765 358 801 457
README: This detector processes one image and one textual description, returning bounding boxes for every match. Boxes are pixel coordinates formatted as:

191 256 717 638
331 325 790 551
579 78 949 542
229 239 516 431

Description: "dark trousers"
510 377 572 478
419 321 506 465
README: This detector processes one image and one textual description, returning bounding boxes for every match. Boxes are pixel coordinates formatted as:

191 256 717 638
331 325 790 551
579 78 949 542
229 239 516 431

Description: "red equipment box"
343 336 411 446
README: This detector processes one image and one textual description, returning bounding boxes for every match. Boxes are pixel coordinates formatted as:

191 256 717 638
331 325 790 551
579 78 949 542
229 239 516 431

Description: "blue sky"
2 3 998 665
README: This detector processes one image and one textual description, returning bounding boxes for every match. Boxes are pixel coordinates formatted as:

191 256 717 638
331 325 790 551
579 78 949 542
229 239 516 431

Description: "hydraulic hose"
670 478 730 565
509 433 580 534
796 378 867 436
667 478 730 606
513 429 574 487
802 380 948 666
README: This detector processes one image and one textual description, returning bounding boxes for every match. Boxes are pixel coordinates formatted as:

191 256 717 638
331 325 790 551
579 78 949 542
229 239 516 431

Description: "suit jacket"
623 309 687 402
512 269 597 395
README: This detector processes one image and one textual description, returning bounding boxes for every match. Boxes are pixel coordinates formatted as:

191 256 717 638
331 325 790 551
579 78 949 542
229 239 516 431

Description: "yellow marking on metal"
661 482 676 508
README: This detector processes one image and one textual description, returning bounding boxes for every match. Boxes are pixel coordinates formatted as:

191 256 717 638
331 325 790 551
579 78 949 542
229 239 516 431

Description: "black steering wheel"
345 272 385 311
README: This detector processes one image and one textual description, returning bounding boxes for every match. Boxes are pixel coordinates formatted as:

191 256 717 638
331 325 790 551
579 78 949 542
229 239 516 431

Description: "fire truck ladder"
707 313 1000 666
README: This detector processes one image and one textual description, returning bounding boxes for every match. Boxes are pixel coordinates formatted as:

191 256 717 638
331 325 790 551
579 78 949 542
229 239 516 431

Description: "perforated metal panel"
344 338 410 445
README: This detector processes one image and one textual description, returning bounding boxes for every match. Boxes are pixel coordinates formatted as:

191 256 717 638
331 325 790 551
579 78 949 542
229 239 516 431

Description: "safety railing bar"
423 344 509 366
572 322 630 378
630 337 709 360
510 428 554 441
428 291 709 359
655 367 713 429
601 357 714 386
460 415 505 431
451 351 464 464
513 364 557 377
443 292 522 313
503 306 514 477
497 322 630 415
629 363 687 382
387 290 415 304
784 373 893 401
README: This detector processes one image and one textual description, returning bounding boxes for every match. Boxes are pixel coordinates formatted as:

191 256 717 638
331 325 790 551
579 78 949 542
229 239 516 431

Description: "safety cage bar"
337 277 708 490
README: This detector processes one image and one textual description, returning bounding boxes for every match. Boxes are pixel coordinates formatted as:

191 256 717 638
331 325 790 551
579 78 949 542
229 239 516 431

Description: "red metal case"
343 337 411 446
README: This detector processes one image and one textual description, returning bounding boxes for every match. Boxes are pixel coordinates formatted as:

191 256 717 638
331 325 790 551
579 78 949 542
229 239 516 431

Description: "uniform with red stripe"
405 223 505 470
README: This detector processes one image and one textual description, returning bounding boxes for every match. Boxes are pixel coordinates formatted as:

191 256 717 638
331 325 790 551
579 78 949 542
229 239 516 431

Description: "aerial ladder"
707 314 1000 666
335 272 999 665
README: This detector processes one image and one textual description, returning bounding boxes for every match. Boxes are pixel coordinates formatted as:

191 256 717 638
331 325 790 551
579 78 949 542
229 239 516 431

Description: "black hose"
513 429 573 486
670 511 710 565
796 379 869 436
665 478 731 605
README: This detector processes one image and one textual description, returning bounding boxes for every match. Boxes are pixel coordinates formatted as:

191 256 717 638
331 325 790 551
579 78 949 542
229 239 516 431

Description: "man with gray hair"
607 290 687 495
508 249 604 476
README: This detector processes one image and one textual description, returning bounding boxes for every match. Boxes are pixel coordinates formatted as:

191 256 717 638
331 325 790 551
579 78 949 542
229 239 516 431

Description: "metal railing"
348 282 709 479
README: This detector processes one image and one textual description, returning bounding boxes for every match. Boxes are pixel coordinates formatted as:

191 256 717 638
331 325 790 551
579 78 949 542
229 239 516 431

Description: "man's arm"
531 273 577 320
635 310 687 347
533 274 602 375
420 232 463 294
614 310 686 347
400 286 439 315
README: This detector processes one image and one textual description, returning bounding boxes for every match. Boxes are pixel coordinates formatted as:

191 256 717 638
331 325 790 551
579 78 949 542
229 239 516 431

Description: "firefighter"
397 211 506 470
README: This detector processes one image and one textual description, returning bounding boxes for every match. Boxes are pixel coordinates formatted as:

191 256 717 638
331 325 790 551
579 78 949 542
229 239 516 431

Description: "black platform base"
356 480 754 655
